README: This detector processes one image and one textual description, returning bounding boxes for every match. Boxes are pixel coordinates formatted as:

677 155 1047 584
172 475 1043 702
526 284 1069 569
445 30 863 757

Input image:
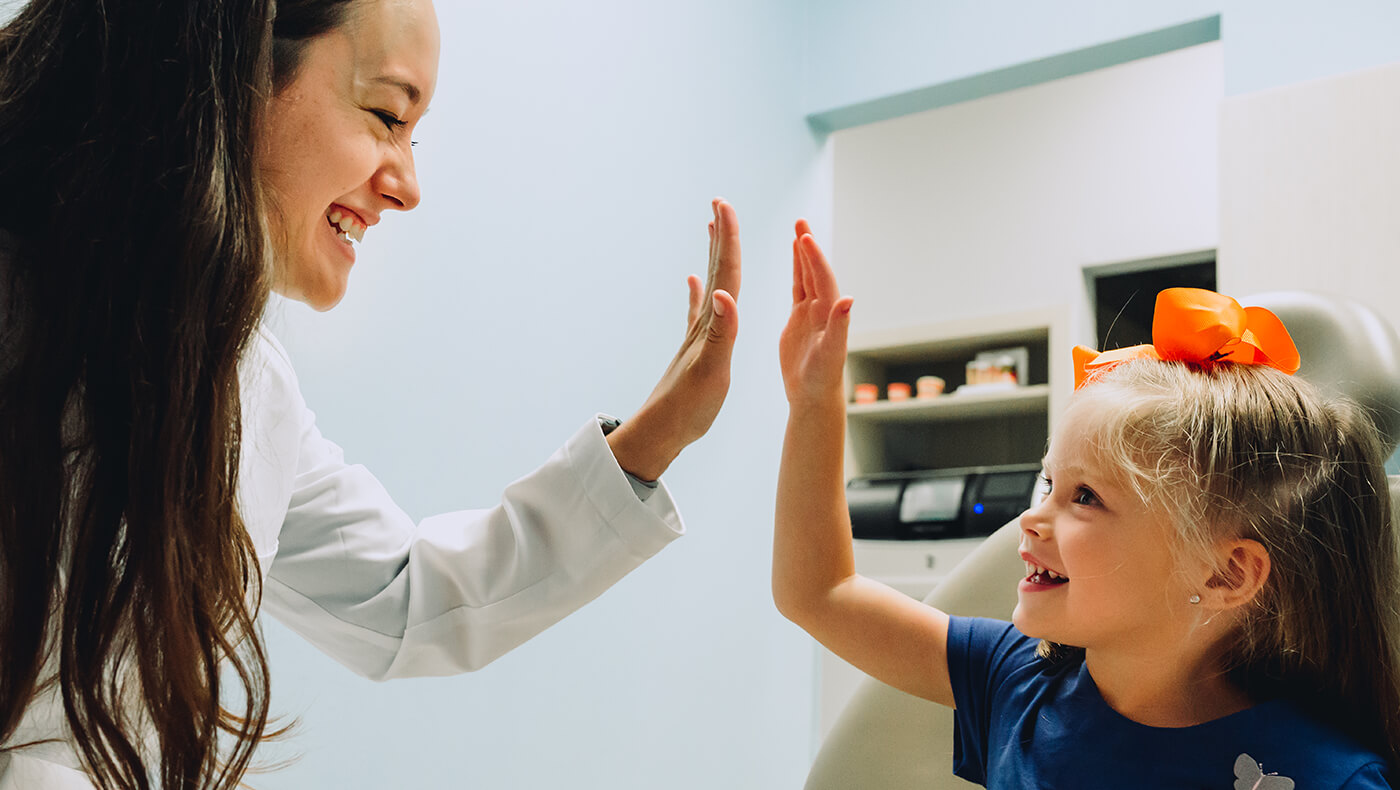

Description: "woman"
0 0 740 788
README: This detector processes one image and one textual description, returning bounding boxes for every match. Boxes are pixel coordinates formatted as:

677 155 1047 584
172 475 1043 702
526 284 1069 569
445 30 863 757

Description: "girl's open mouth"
1025 564 1069 586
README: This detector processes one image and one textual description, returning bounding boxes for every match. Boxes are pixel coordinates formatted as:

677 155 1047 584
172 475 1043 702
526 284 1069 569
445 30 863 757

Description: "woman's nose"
376 150 421 211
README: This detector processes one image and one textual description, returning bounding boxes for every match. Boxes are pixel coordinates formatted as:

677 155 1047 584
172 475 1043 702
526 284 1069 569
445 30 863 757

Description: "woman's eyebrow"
373 75 421 105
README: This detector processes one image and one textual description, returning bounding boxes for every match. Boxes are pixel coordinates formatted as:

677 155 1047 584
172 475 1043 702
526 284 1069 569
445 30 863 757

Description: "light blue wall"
804 0 1400 116
259 1 822 787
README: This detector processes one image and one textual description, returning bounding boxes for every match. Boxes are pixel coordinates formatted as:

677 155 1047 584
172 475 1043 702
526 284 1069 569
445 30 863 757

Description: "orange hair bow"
1073 288 1300 390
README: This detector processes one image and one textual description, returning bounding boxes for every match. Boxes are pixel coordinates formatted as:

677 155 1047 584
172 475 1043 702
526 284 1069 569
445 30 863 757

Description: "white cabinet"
843 309 1067 478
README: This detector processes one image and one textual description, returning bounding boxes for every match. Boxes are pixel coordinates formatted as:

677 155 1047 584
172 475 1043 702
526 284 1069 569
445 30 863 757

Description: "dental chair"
804 291 1400 790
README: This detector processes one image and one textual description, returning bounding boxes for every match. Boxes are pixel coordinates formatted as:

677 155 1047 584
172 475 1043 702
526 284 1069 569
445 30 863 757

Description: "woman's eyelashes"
370 110 419 147
372 109 406 131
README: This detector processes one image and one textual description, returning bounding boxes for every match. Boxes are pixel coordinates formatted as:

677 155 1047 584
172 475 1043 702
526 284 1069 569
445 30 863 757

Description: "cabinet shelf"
846 384 1050 424
843 310 1066 477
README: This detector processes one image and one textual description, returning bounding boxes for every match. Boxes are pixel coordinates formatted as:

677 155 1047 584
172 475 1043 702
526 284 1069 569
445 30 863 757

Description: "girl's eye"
1036 473 1052 495
1071 486 1100 507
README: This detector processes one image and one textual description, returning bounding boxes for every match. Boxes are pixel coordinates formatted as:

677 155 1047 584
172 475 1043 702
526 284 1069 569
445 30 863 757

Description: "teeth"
328 208 367 244
1025 562 1066 580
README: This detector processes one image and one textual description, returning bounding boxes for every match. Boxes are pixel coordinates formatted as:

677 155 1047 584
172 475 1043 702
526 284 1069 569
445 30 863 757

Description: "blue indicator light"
973 503 985 515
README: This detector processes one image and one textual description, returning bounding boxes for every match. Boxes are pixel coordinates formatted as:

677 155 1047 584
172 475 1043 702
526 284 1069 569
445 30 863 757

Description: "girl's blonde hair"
1053 359 1400 764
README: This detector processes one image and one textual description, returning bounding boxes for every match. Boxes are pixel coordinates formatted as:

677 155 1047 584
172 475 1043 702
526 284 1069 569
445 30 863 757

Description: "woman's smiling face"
259 0 440 310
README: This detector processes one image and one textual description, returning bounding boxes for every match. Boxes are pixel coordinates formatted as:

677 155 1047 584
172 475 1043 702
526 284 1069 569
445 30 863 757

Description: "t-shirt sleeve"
1340 762 1393 789
946 616 1035 785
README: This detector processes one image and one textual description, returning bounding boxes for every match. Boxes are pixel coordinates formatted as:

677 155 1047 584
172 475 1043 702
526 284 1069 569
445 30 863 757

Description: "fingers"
799 232 840 303
686 274 704 329
708 290 738 343
829 295 855 339
707 198 742 301
700 288 739 373
799 235 817 305
707 219 717 281
792 218 840 309
791 235 806 304
823 295 855 363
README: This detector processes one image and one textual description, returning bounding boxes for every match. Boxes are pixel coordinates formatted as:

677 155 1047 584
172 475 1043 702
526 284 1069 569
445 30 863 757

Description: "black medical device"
846 464 1041 540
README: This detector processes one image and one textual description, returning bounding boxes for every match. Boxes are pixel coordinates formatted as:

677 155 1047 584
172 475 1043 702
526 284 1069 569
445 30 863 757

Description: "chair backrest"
804 522 1020 790
1249 290 1400 454
804 290 1400 790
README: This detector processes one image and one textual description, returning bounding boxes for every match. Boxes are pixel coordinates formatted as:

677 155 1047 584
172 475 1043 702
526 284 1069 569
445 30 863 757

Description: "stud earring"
1188 594 1202 605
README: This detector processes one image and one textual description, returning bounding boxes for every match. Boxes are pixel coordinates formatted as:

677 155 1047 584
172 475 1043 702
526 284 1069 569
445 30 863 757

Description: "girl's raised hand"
779 220 854 408
773 223 954 708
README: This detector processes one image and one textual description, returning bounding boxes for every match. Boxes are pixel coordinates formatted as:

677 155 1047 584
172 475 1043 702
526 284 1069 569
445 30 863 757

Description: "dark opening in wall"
1091 259 1216 350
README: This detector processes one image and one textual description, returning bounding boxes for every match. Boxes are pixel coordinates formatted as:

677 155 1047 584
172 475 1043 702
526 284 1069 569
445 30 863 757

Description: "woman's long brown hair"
0 0 351 787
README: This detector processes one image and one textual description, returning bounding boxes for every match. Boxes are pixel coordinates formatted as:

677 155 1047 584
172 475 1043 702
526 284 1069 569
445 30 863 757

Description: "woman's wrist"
605 416 685 483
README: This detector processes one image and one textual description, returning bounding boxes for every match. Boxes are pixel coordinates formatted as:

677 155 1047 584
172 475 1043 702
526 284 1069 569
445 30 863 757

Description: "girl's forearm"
773 396 856 624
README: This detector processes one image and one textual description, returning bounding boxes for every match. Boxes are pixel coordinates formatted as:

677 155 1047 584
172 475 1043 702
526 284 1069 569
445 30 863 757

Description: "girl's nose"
1019 501 1050 540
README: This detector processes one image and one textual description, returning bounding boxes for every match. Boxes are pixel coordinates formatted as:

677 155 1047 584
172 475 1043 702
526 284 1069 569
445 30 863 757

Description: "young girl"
775 220 1400 788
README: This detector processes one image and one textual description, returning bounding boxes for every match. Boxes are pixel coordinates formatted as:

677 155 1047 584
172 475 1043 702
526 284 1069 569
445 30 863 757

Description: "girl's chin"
1010 605 1050 640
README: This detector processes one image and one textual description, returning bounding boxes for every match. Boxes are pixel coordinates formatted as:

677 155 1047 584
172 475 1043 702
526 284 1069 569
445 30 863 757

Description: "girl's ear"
1203 538 1271 609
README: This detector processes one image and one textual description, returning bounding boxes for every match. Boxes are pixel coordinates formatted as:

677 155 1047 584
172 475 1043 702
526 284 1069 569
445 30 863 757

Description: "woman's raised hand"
779 220 853 409
606 199 741 481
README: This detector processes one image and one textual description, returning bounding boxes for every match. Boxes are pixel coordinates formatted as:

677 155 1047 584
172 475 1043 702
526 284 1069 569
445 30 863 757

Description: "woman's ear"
1202 538 1271 609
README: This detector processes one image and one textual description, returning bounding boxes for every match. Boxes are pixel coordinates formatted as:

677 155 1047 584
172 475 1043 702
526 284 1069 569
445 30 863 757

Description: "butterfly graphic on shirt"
1233 753 1295 790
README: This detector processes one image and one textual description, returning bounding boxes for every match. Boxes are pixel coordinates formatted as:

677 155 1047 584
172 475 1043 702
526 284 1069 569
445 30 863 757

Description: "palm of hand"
781 223 852 406
631 199 741 449
780 296 846 404
645 280 734 445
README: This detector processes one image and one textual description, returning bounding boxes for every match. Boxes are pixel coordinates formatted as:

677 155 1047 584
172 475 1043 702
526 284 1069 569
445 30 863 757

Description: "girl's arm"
773 221 954 708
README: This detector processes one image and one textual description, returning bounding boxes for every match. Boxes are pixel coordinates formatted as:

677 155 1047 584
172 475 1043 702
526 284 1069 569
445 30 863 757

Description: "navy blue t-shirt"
947 617 1392 789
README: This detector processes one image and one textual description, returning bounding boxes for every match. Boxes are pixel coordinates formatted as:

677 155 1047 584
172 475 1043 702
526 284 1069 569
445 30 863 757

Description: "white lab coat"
0 328 685 787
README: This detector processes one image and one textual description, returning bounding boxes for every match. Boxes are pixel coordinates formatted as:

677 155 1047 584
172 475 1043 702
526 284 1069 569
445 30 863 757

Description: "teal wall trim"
806 15 1220 133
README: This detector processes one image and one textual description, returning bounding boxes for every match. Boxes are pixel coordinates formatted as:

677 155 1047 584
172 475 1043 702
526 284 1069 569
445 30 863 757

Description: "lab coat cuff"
566 415 685 556
595 415 659 500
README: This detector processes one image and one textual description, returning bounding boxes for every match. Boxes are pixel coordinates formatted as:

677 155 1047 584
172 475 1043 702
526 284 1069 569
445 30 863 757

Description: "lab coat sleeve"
256 339 685 681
